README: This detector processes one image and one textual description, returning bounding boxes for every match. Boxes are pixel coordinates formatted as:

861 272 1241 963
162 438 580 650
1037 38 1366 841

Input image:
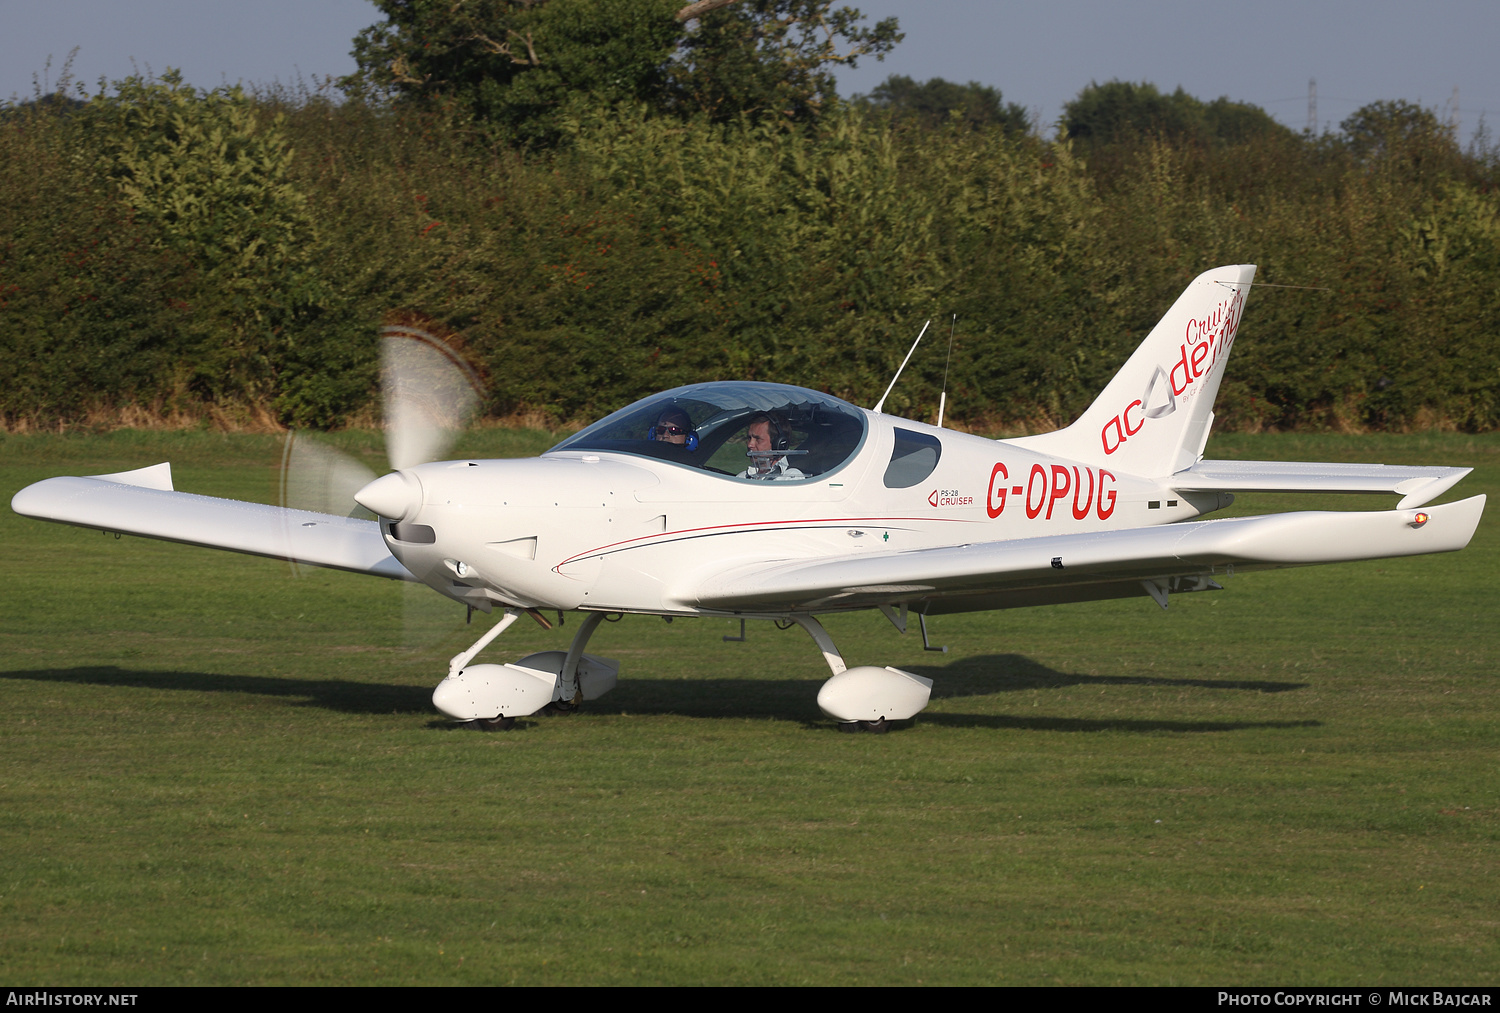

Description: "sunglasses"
654 424 688 437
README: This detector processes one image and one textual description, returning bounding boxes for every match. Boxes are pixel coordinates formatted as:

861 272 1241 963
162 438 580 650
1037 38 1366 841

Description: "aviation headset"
649 407 699 451
748 413 790 453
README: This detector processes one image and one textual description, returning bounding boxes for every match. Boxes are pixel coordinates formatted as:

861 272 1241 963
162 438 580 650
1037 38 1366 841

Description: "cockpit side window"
883 428 942 488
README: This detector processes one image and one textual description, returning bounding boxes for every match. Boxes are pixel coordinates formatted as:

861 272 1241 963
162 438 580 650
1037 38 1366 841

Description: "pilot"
738 413 804 481
651 408 696 449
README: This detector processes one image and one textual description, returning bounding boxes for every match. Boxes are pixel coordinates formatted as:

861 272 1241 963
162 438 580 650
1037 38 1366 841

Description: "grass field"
2 430 1496 985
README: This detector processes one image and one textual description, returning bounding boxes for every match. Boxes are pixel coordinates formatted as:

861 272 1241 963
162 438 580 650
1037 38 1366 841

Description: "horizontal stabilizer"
12 470 412 581
1174 460 1472 508
684 495 1485 613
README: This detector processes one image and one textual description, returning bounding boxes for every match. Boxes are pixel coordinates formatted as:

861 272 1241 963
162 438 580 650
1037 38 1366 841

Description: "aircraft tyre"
836 718 889 734
465 715 516 731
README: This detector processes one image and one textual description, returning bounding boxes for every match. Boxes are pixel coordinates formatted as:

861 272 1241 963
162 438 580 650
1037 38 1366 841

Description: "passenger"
651 408 696 449
738 414 804 481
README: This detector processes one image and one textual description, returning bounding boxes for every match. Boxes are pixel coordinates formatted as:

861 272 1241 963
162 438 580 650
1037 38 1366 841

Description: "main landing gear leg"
788 613 933 734
548 611 606 714
787 614 847 677
788 615 875 733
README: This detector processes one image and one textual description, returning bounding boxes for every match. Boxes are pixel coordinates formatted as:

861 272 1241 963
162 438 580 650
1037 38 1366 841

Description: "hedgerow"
2 80 1495 432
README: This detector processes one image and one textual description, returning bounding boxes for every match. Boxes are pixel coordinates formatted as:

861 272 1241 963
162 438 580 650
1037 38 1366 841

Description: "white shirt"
738 456 805 481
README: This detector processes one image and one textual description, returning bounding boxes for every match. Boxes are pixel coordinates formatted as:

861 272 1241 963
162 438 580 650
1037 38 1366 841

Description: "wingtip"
10 479 50 519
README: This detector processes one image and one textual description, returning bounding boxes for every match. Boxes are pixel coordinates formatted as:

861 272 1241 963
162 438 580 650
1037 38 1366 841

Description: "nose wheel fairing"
432 650 620 722
433 609 618 722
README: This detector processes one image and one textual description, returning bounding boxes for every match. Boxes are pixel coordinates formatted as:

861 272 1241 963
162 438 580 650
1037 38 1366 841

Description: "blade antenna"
937 314 956 428
872 319 931 414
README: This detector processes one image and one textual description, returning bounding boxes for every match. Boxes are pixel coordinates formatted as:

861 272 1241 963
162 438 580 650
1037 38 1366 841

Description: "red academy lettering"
1101 286 1245 454
1170 341 1194 396
1102 415 1125 455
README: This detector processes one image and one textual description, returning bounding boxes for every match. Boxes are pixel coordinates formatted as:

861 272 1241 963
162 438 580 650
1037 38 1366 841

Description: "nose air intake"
355 470 423 521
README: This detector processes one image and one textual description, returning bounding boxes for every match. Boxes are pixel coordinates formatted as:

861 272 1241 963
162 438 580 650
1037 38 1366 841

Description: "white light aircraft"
12 266 1486 731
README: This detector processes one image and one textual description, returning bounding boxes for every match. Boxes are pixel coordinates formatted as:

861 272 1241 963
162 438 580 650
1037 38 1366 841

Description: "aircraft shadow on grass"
0 666 434 716
910 652 1305 697
2 655 1317 735
899 653 1318 733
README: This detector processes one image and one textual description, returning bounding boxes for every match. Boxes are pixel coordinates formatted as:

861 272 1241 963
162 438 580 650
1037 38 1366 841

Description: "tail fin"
1008 264 1255 477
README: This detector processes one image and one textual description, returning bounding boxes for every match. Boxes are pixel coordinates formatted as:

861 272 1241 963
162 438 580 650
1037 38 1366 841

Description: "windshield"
549 382 868 482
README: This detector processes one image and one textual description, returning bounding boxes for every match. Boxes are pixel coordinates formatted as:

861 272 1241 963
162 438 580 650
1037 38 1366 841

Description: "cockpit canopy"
549 382 868 482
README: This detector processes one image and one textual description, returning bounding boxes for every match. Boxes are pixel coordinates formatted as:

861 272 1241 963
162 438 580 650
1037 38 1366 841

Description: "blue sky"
6 1 1498 142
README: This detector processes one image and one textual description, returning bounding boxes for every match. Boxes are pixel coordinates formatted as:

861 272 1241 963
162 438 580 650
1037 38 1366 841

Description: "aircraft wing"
1173 460 1471 508
685 495 1486 615
11 463 413 581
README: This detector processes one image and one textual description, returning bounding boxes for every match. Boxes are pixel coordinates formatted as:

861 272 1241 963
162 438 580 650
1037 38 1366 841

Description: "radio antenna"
872 319 931 414
936 314 956 428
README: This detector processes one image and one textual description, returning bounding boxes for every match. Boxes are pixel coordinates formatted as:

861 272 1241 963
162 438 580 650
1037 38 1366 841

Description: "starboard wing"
683 496 1485 615
12 464 413 581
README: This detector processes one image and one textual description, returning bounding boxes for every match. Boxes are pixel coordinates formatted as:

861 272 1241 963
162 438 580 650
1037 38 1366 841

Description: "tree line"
2 1 1496 433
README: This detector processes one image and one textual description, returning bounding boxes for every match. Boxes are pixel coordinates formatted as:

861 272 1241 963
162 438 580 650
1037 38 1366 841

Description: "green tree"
1064 81 1202 147
1064 80 1290 149
341 0 901 141
89 72 312 271
1341 99 1457 162
1337 100 1466 196
1202 95 1296 146
82 71 321 407
343 0 682 144
859 74 1029 134
668 1 902 123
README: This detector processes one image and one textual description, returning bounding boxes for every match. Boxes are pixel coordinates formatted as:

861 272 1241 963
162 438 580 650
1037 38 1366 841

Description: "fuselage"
358 382 1223 617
